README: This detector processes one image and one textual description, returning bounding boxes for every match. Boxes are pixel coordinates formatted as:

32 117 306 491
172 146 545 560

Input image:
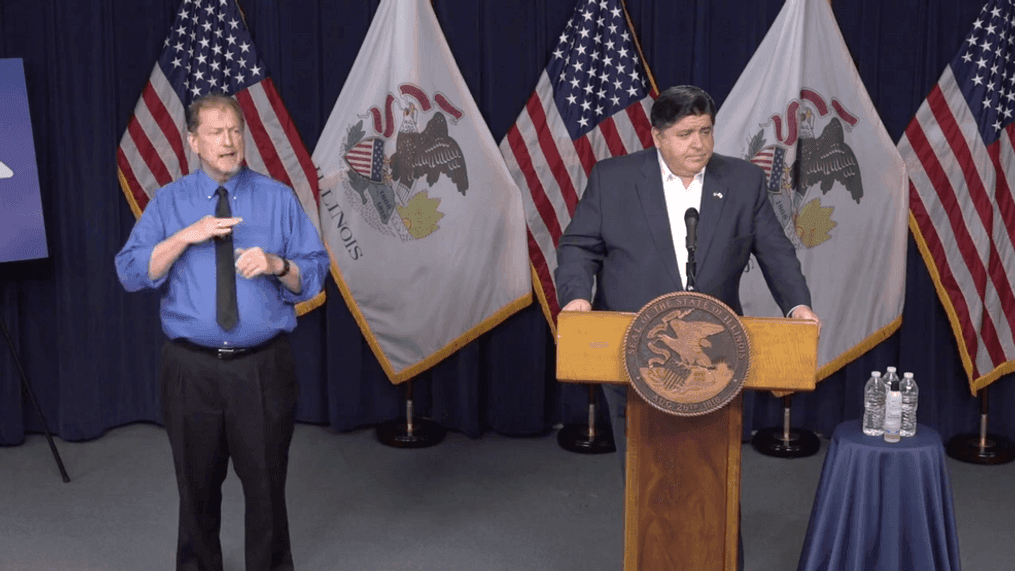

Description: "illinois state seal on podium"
622 292 752 417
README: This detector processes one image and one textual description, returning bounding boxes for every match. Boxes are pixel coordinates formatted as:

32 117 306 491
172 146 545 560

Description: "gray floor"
1 422 1012 571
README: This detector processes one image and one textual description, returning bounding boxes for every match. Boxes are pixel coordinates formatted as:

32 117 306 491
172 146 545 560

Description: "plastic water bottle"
862 371 885 436
900 372 919 437
884 378 902 443
884 366 900 390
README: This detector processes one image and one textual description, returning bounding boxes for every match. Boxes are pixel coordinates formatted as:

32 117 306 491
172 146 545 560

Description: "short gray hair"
186 93 245 133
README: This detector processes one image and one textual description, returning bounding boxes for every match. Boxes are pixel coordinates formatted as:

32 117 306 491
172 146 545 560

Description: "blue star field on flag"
952 1 1015 144
158 0 266 105
547 0 649 140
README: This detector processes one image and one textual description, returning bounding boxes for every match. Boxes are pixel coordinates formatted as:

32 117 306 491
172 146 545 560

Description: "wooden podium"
556 310 818 571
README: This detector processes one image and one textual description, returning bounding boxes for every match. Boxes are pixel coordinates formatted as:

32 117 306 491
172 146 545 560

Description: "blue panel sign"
0 58 48 263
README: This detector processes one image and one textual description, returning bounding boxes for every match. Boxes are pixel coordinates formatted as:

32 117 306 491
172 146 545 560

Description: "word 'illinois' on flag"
312 0 531 384
713 0 908 380
116 0 323 314
899 0 1015 394
499 0 657 331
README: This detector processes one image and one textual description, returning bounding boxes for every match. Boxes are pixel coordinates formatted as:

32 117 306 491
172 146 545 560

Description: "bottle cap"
903 372 913 378
871 371 881 377
886 366 897 373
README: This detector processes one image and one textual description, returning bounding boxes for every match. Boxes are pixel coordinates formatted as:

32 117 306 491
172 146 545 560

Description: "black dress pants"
160 335 297 571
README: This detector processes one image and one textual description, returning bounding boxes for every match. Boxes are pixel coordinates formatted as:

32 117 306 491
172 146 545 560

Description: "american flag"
499 0 656 329
899 0 1015 393
116 0 323 256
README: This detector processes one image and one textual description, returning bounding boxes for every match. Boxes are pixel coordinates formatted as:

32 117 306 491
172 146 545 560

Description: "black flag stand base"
751 395 820 459
375 378 446 449
557 384 616 454
1 313 70 482
946 386 1015 465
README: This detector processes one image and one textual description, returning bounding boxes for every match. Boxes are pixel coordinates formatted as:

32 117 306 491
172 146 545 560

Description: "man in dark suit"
555 85 821 568
556 84 818 319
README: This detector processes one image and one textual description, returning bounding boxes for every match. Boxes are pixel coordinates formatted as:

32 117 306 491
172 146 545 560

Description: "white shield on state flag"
343 137 386 183
713 0 908 379
313 0 531 383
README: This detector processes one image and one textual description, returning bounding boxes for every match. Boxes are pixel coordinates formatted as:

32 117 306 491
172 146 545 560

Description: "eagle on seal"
792 111 863 204
646 309 725 370
389 104 469 196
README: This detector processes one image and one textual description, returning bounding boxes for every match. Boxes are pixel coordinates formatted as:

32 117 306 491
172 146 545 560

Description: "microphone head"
684 207 699 251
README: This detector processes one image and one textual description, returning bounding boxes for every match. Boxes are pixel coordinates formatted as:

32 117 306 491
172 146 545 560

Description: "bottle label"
885 392 902 433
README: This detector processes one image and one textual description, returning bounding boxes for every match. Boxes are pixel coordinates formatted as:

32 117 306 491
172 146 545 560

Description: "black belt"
173 335 280 360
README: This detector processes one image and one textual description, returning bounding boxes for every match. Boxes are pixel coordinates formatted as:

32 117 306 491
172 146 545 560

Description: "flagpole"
750 395 820 459
945 387 1015 465
556 384 616 455
619 0 658 96
233 0 247 23
375 378 447 449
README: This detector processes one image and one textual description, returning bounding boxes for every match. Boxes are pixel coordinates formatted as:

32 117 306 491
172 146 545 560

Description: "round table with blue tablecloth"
797 419 961 571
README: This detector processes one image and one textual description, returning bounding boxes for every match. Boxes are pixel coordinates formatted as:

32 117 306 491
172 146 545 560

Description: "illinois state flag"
713 0 908 379
117 0 323 314
313 0 531 383
899 1 1015 394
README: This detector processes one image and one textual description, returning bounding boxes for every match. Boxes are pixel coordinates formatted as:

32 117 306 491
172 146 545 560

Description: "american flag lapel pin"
713 191 723 199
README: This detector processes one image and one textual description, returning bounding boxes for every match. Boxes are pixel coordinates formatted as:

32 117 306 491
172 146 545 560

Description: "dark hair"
650 85 716 130
186 93 245 133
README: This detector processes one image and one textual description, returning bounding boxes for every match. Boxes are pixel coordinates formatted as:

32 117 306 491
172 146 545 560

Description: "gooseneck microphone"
684 207 699 291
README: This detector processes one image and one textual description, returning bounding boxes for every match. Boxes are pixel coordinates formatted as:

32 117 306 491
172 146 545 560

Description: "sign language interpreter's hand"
234 247 281 279
182 214 243 244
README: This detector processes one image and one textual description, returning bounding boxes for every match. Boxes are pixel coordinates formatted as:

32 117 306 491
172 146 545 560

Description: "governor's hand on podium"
790 305 822 336
561 299 592 312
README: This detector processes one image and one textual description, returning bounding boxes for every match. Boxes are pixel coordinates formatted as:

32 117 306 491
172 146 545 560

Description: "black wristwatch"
277 257 290 277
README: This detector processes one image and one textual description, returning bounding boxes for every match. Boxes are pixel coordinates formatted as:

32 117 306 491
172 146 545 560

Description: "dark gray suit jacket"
555 148 810 315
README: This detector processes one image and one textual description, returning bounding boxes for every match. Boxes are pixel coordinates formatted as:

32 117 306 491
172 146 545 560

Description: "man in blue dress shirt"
116 94 328 571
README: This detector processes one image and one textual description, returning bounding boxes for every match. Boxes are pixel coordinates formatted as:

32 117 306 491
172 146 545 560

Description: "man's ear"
187 132 199 154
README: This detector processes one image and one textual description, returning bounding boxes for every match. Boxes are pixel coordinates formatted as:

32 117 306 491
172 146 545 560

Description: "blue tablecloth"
797 419 961 571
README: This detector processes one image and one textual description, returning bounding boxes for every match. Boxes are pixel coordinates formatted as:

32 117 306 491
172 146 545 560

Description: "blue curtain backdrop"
1 0 1013 446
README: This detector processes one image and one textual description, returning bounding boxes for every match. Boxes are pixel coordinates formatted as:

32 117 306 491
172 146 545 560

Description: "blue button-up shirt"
115 168 329 348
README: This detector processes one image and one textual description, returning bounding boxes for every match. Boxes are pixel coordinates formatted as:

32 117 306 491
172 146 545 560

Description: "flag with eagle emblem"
713 0 908 380
312 0 531 384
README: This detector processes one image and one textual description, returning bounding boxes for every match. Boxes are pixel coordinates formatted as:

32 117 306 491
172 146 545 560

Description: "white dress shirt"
654 151 806 317
658 150 705 289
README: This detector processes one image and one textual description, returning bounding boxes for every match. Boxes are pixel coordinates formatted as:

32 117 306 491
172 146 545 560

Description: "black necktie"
214 186 238 331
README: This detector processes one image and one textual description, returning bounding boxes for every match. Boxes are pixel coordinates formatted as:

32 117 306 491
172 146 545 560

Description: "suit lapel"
697 157 731 269
633 150 683 289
